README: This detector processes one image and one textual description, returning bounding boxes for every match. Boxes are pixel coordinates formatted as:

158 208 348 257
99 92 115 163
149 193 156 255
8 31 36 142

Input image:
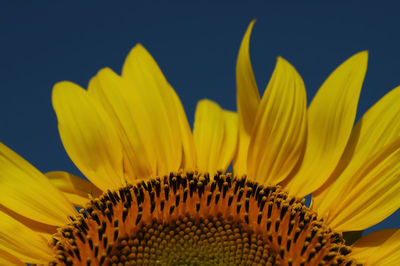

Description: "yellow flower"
0 21 399 265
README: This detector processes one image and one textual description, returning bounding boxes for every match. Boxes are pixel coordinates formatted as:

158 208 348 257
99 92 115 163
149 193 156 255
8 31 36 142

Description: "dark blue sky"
1 2 399 233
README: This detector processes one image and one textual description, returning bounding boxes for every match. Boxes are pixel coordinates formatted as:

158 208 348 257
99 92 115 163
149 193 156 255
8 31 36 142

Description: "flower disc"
50 172 359 265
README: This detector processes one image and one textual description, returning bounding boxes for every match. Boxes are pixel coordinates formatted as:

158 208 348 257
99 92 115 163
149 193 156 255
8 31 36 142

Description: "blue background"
1 1 399 234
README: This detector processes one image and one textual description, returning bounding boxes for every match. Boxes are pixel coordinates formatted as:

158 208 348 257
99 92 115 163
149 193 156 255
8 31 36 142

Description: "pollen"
50 171 359 265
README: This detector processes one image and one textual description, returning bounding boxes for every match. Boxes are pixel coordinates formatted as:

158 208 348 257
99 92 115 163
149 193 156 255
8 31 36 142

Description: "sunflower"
0 21 399 265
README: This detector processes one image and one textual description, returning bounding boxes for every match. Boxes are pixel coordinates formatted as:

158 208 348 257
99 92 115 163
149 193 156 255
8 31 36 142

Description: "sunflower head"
0 21 399 266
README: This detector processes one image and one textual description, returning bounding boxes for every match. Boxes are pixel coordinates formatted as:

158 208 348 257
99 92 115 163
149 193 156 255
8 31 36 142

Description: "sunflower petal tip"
97 67 114 76
52 81 80 95
124 43 147 63
243 20 256 41
198 98 216 106
52 81 68 98
352 50 369 64
276 56 295 70
276 56 284 62
52 82 86 111
53 81 71 89
132 43 147 53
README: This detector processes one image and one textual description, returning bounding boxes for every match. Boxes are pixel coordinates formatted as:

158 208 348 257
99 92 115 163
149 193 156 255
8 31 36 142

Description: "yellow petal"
313 137 400 231
121 44 189 175
234 20 260 176
233 130 252 177
52 81 125 190
236 19 260 134
283 51 368 197
329 86 400 179
313 86 400 230
0 204 56 235
0 211 53 264
220 110 239 172
247 57 307 185
46 171 102 207
90 66 196 178
193 100 238 175
88 69 154 180
171 89 197 171
352 229 400 265
0 249 25 265
0 143 75 226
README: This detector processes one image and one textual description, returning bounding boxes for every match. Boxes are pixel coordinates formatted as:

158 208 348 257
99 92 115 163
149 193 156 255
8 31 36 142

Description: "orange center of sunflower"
50 172 360 265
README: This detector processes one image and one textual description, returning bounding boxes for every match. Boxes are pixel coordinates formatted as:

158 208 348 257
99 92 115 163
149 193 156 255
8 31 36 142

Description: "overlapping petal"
0 211 53 264
352 229 400 265
247 57 307 185
46 171 102 207
193 100 238 175
234 20 260 176
283 52 368 198
0 143 75 226
121 44 193 176
89 63 196 179
170 89 197 171
0 249 24 265
312 136 400 231
88 68 154 180
313 86 400 231
53 81 125 190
